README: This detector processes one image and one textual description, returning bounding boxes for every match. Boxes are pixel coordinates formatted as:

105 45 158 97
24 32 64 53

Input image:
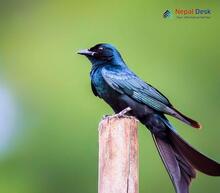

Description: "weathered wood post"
98 115 139 193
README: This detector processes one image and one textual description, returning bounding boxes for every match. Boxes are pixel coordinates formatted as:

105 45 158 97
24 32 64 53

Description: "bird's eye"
98 47 104 51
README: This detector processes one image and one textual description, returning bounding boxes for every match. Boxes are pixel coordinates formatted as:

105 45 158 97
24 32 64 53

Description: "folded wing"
102 66 201 128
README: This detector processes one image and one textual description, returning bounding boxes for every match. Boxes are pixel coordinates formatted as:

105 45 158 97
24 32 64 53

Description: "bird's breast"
91 68 119 100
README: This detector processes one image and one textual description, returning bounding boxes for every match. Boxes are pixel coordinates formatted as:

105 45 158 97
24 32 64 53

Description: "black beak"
77 49 96 56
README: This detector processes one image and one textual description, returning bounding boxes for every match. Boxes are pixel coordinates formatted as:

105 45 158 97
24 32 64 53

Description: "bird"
77 43 220 193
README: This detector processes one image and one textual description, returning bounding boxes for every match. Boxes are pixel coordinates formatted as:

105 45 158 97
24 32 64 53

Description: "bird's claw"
102 114 110 119
102 107 132 120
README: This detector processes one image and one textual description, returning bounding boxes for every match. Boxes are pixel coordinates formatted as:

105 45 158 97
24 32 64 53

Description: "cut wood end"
100 115 138 124
99 116 139 131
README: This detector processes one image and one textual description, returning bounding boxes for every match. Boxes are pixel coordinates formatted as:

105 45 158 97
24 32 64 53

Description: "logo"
163 10 172 18
163 8 212 19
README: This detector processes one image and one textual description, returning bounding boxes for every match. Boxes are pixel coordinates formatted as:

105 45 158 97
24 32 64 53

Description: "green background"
0 1 219 193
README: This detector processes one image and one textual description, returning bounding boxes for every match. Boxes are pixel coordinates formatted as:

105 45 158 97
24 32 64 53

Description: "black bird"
77 43 220 193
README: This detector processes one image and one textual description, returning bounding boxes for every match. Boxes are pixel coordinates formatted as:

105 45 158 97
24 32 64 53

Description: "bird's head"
77 43 125 66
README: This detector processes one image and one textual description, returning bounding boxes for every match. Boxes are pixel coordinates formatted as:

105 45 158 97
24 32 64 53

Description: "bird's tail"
152 118 220 193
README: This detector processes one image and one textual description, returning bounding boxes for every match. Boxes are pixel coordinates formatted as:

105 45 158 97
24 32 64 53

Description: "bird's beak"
77 49 96 56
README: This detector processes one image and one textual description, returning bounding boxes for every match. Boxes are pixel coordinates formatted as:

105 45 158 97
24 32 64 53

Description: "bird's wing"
101 66 173 113
102 66 201 128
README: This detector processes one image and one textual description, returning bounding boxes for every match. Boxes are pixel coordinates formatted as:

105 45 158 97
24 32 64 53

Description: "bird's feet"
102 114 110 119
102 107 132 120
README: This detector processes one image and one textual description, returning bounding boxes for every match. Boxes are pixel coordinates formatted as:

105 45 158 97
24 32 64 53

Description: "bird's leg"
102 107 132 120
117 107 132 117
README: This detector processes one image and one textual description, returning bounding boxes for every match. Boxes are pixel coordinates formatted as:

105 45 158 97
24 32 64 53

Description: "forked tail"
152 119 220 193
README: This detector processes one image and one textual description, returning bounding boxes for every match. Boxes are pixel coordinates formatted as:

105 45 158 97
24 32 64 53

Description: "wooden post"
98 116 139 193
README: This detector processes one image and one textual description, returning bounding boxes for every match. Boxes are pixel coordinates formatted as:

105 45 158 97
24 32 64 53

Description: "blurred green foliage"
0 1 220 193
